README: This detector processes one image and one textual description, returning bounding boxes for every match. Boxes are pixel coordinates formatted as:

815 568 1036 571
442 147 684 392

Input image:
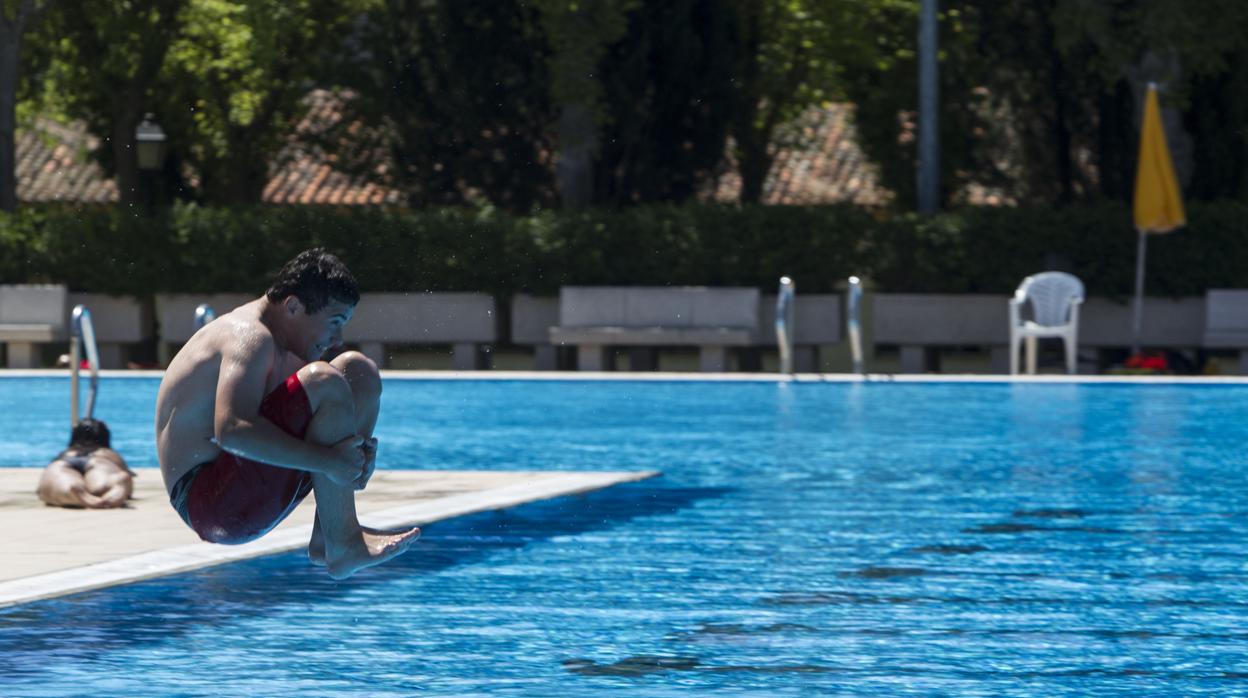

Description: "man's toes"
391 527 421 550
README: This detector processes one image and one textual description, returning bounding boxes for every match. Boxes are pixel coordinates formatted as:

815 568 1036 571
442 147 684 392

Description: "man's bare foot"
308 524 416 566
73 489 105 509
325 527 421 580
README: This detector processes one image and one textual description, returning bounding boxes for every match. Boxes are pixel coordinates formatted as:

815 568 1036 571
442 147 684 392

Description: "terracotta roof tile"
16 91 402 207
711 103 889 206
18 94 887 208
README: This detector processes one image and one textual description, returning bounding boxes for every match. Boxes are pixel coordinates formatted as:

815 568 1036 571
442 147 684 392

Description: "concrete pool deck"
0 467 658 608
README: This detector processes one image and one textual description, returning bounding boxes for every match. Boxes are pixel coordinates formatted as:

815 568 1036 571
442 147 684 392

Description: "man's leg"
36 462 102 508
84 460 133 508
309 351 403 564
334 350 381 440
299 358 419 579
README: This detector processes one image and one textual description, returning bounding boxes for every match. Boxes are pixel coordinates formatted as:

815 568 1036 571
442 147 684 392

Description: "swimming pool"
3 376 1248 695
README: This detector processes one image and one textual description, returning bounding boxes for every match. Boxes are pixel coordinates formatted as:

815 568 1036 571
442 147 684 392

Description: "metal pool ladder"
776 277 796 374
847 276 865 374
70 305 100 425
194 303 216 330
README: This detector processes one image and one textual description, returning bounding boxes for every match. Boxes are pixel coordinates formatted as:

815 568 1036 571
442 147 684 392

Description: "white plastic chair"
1009 272 1084 375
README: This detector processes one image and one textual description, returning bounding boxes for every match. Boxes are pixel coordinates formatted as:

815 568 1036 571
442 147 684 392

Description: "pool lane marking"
0 470 658 609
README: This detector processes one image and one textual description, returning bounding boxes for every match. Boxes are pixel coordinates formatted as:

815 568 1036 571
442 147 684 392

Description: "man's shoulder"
168 305 275 374
214 315 279 363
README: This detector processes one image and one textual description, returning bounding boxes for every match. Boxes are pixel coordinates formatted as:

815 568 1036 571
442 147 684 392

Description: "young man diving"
155 248 420 578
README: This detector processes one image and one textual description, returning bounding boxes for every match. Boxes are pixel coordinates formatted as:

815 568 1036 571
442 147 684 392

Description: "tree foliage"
26 0 362 205
728 0 850 203
841 0 1248 208
31 0 183 205
159 0 363 204
10 0 1248 212
593 0 740 205
335 0 558 210
0 0 53 211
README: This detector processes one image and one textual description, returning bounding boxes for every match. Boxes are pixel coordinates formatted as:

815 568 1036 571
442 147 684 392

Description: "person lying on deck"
37 418 134 509
154 248 420 579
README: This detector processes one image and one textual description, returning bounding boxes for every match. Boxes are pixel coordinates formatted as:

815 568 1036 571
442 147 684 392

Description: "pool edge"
0 469 659 609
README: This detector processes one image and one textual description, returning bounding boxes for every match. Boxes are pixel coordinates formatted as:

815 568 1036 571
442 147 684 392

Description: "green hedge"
1 201 1246 297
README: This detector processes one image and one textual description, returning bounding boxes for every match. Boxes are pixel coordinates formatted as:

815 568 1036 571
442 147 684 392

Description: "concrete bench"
0 285 68 368
1204 290 1248 373
510 294 562 369
1081 297 1204 348
347 293 498 369
873 294 1011 373
519 291 841 372
68 294 153 369
549 287 759 372
874 293 1206 373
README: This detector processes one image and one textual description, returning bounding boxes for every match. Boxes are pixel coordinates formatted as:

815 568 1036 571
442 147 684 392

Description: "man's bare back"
154 249 420 578
156 298 302 492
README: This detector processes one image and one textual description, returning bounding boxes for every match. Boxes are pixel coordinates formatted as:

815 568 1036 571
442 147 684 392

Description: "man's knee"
298 361 352 409
331 350 381 398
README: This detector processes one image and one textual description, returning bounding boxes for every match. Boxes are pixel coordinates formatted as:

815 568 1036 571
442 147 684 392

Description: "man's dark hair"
69 418 111 450
265 248 360 314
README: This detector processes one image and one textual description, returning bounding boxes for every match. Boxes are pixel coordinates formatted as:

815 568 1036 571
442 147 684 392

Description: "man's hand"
326 434 368 486
355 437 378 491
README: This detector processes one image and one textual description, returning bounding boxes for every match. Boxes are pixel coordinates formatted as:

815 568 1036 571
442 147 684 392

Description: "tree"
837 0 1248 207
728 0 847 204
1052 0 1248 200
0 0 52 211
29 0 362 206
34 0 183 206
593 0 740 205
158 0 364 204
837 0 987 208
333 0 737 209
533 0 636 208
332 0 558 211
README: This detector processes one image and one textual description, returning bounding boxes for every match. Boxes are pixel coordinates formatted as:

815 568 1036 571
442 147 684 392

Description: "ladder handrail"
847 276 864 374
70 305 100 425
775 276 796 374
193 303 216 331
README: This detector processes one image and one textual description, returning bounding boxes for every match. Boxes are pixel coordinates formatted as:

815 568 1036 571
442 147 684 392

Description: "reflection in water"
563 655 833 676
1013 508 1087 519
563 655 700 676
839 566 927 579
664 622 818 642
910 544 988 555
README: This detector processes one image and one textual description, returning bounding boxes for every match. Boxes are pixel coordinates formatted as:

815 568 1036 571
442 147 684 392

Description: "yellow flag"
1133 84 1185 233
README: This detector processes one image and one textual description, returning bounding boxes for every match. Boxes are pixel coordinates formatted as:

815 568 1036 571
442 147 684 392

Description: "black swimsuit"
57 452 93 472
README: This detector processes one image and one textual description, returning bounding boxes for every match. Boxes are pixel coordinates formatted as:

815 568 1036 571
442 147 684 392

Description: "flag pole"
1131 227 1147 354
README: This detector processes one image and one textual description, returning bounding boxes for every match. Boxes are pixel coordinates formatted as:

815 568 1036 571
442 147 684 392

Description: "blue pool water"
3 377 1248 695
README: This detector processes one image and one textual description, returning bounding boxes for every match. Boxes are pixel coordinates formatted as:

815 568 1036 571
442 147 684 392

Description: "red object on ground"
1124 352 1168 371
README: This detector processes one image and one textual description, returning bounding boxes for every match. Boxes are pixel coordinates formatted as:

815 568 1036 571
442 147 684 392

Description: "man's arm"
213 326 363 484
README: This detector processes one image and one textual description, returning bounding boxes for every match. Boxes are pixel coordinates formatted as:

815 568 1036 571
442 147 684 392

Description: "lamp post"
135 113 167 207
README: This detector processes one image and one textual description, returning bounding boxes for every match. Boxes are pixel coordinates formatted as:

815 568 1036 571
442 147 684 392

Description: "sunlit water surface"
2 377 1248 695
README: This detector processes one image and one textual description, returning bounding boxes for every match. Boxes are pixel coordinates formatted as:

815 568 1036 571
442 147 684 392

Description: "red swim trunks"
170 372 314 545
